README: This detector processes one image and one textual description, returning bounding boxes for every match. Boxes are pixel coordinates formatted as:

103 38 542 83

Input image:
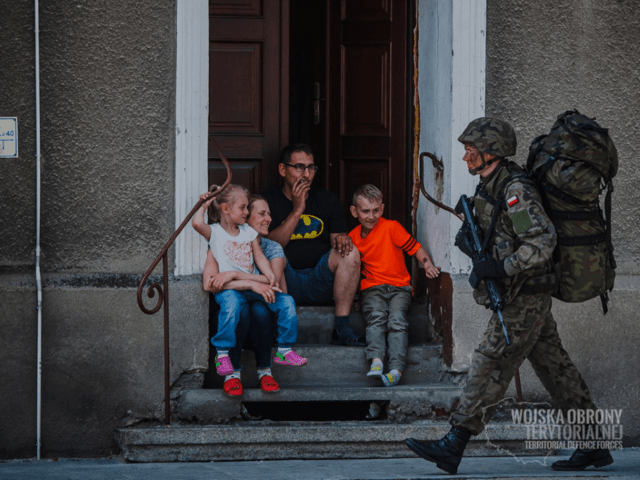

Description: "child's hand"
252 283 277 303
423 260 441 279
208 271 236 292
199 193 216 210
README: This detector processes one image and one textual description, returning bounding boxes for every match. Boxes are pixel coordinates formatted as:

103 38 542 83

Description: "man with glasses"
263 143 366 346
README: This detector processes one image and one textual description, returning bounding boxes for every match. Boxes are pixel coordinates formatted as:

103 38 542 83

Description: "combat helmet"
458 117 517 158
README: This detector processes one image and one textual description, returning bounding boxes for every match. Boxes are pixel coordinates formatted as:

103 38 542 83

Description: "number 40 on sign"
0 117 18 158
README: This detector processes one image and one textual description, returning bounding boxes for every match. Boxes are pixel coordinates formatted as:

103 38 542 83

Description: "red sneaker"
259 374 280 393
223 377 243 397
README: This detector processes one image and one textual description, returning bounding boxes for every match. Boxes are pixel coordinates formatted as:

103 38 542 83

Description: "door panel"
210 0 261 17
342 0 391 21
341 45 390 136
327 0 407 225
209 43 262 134
208 160 262 192
208 0 287 194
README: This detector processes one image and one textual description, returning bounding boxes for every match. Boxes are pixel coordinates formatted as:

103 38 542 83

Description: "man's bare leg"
328 248 366 346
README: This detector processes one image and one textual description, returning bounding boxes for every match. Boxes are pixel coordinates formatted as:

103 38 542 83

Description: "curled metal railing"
419 151 463 221
136 138 232 425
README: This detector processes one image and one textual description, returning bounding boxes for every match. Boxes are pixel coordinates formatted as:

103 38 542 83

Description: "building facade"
1 0 638 458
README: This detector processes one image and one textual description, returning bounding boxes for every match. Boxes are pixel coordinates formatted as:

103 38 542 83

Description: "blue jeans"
229 302 275 370
284 250 335 305
212 290 298 351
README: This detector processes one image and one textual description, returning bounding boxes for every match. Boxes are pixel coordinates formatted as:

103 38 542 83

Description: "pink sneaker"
215 355 234 376
273 350 307 367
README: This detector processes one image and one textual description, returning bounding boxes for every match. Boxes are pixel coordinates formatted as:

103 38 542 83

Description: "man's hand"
251 283 282 303
265 270 277 288
472 257 506 280
332 233 353 257
291 178 311 214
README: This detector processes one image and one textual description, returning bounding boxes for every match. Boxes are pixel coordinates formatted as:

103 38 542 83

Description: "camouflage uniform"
450 121 598 435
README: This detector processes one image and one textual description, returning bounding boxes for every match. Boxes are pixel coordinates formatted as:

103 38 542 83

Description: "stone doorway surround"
173 0 489 372
416 0 486 371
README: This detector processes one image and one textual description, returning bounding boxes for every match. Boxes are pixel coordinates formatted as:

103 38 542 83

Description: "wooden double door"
208 0 410 226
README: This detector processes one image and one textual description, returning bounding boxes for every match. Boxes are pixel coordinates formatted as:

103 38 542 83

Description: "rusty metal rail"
136 138 232 425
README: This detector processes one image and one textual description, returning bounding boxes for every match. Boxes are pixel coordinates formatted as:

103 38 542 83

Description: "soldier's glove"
472 257 506 280
454 221 475 258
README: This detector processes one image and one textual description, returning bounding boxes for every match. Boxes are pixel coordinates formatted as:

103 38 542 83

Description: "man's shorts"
284 250 335 305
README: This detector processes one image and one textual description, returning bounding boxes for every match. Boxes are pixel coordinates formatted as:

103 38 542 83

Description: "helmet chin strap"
468 151 500 176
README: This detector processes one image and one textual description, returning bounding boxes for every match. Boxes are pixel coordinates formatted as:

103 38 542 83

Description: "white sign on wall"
0 117 18 158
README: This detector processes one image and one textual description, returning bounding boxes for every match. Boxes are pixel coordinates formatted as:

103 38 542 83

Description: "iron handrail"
136 138 232 425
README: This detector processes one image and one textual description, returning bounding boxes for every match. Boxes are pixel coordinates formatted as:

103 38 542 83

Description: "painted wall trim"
417 0 486 368
417 0 485 275
174 0 209 276
449 0 486 273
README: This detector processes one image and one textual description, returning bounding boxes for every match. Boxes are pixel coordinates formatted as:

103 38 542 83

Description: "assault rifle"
455 194 511 346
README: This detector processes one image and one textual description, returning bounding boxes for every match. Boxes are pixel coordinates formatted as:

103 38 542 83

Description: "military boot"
405 427 472 474
551 448 613 471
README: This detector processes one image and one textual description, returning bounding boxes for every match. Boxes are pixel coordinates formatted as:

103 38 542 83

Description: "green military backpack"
526 110 617 313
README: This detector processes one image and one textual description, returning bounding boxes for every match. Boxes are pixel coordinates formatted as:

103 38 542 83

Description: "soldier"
404 118 613 474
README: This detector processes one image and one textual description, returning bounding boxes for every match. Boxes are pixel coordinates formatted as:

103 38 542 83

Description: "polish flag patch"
507 195 519 207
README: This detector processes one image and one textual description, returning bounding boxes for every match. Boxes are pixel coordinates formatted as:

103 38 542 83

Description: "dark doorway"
289 1 411 227
289 1 327 177
209 0 412 227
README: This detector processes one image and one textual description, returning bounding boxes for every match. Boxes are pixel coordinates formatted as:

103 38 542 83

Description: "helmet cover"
458 117 517 158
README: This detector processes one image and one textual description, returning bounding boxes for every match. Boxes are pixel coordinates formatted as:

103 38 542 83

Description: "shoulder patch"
511 209 533 235
507 195 518 207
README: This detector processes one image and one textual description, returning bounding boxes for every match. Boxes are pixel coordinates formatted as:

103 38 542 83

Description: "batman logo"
290 215 323 240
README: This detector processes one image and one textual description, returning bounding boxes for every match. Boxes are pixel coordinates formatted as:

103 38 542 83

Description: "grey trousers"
360 285 412 372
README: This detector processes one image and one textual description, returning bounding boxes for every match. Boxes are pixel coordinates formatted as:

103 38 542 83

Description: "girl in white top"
193 184 307 385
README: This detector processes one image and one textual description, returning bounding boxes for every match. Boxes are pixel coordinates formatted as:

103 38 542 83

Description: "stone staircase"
115 303 538 462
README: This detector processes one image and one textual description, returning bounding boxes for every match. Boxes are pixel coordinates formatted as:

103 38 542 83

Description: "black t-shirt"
263 187 349 270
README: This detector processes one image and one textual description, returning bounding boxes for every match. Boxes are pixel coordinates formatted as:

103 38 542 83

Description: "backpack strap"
558 233 606 247
474 182 503 259
542 182 598 208
519 272 559 296
604 179 616 267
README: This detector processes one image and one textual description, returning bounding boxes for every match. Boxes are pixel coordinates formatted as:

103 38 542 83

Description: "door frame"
174 0 209 276
174 0 484 276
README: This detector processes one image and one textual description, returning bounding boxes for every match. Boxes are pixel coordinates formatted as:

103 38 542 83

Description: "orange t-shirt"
348 217 421 291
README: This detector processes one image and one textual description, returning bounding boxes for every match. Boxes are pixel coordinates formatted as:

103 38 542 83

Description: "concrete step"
205 343 447 389
179 384 463 423
115 420 546 462
295 302 433 344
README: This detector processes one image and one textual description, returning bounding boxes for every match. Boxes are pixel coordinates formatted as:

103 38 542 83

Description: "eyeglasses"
285 163 318 173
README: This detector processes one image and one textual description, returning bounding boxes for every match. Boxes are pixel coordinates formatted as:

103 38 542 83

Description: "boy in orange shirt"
349 185 441 386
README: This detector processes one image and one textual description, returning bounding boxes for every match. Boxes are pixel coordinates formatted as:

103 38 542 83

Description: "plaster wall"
0 0 211 458
0 0 177 274
418 0 640 445
0 276 208 457
486 0 640 275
